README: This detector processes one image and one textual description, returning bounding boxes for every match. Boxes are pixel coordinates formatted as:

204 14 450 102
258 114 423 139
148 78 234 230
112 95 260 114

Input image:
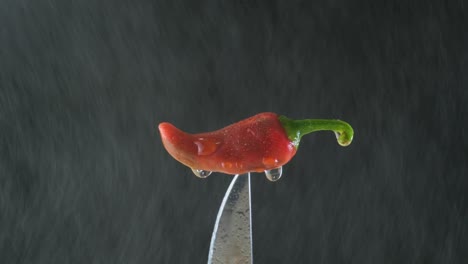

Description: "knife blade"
207 173 252 264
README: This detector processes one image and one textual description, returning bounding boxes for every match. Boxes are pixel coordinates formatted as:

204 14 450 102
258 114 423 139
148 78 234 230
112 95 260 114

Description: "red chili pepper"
158 112 353 176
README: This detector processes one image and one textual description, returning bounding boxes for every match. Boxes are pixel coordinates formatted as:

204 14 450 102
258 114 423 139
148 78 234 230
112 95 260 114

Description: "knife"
207 173 253 264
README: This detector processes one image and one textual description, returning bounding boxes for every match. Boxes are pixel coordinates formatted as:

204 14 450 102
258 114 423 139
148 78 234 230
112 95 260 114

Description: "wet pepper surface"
159 112 353 175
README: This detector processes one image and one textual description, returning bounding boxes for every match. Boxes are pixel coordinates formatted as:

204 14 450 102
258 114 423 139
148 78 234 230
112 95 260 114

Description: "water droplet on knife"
192 169 212 178
265 167 282 181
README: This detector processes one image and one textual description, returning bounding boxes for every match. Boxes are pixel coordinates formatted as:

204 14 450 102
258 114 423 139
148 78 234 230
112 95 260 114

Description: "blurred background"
1 1 467 263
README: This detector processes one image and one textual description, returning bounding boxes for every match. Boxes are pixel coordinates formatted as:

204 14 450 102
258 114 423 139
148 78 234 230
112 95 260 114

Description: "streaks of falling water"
192 169 212 178
264 166 283 182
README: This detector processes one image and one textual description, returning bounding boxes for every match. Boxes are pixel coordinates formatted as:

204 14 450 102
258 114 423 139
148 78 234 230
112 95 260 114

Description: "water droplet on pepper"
192 169 212 178
265 167 282 181
262 157 279 167
334 131 341 140
246 128 256 137
193 138 220 156
221 162 233 169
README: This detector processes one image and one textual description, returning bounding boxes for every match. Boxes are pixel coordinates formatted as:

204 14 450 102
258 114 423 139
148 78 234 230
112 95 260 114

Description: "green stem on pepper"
278 115 354 148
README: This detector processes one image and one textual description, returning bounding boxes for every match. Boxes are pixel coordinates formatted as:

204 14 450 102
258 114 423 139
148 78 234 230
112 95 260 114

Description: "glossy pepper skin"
158 112 353 175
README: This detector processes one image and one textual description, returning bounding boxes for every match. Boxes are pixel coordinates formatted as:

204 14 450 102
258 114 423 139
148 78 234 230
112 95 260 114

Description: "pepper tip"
158 122 173 139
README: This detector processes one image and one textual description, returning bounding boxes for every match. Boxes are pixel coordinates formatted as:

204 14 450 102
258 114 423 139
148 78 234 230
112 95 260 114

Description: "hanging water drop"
334 131 341 140
265 166 283 182
192 169 212 178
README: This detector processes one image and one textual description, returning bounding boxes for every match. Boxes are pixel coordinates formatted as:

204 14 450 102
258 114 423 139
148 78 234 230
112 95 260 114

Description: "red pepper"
158 112 353 175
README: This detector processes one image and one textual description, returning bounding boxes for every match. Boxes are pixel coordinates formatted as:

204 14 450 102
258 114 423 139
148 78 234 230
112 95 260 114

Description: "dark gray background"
1 1 467 263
